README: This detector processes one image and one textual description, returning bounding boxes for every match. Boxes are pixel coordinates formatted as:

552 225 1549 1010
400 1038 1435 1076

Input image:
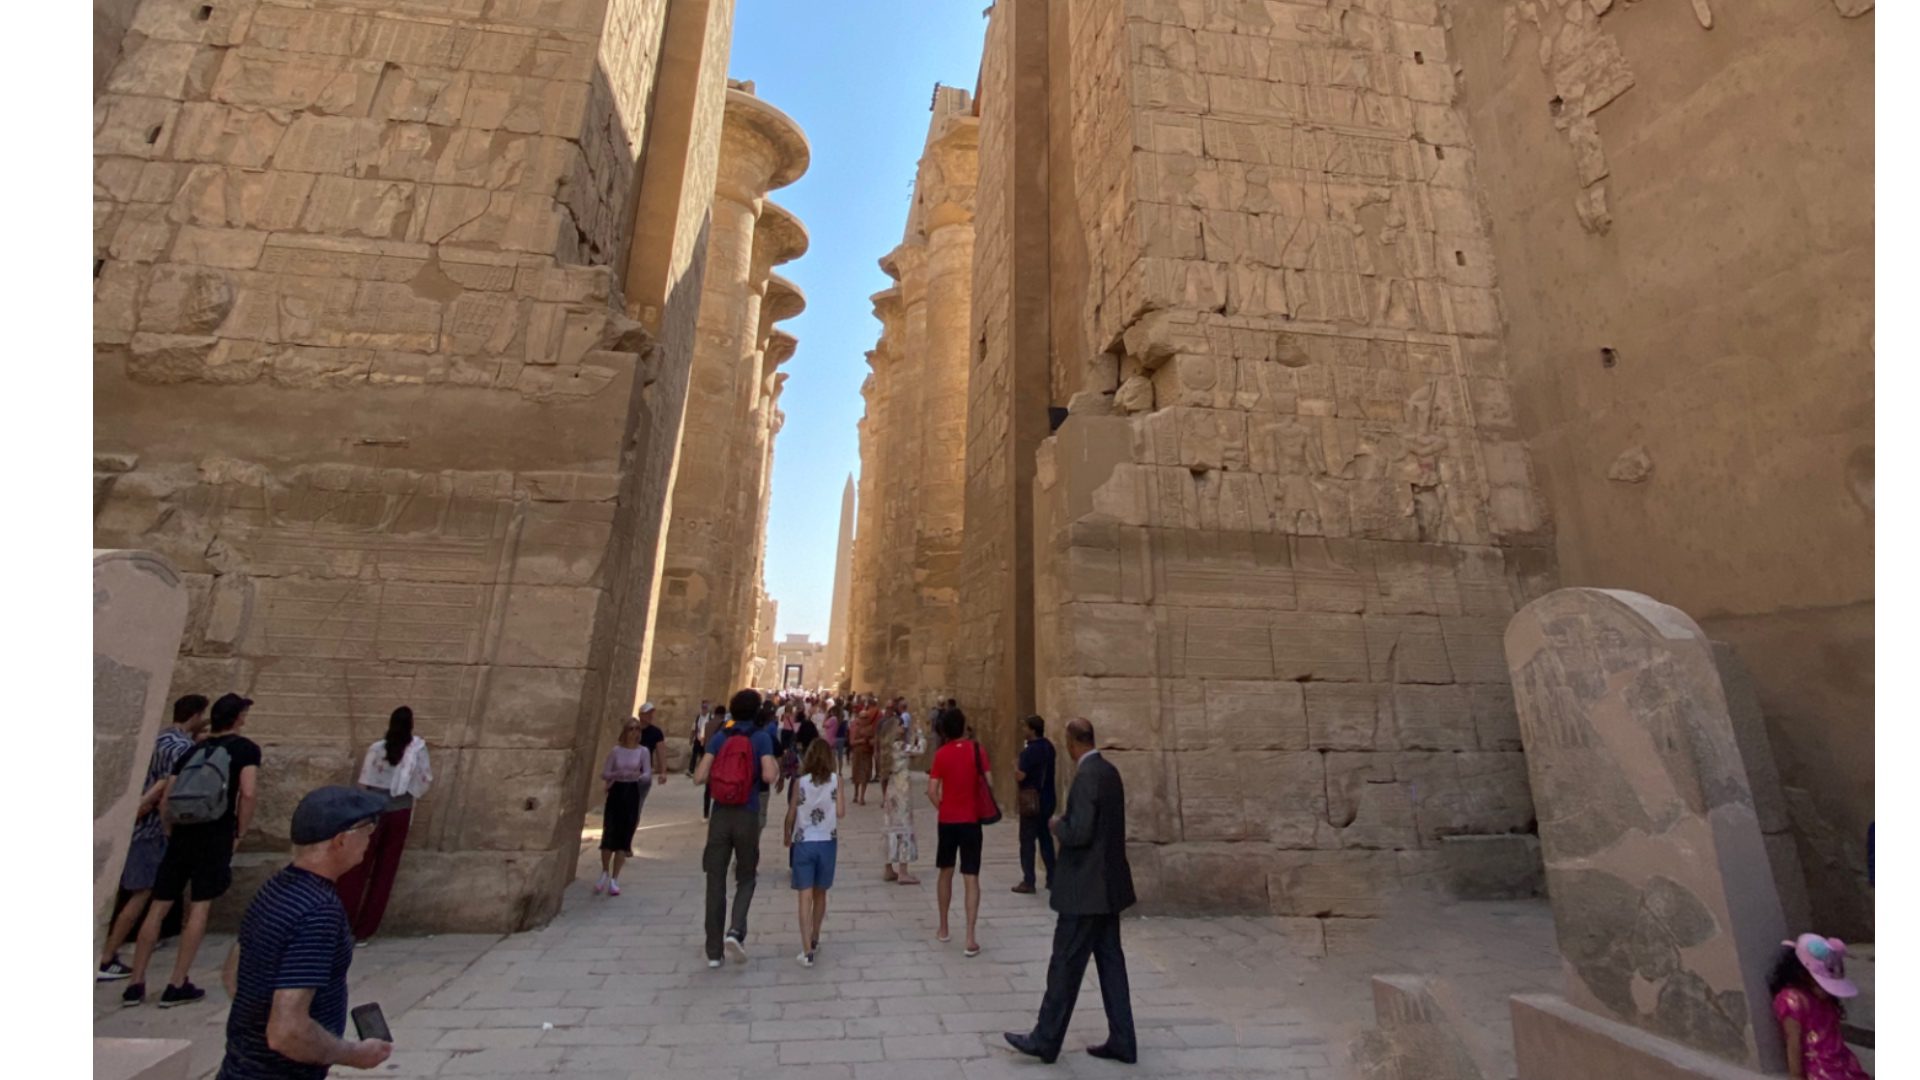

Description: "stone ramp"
94 777 1561 1078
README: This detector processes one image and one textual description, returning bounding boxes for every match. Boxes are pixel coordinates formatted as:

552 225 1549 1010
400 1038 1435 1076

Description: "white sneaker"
797 951 814 968
707 959 722 969
724 934 747 963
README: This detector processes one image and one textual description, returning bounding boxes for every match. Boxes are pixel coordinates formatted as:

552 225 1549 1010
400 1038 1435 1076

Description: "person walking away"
784 740 846 967
775 708 800 797
217 786 393 1078
693 690 778 967
849 705 877 806
699 705 727 820
879 705 903 798
879 705 924 886
100 694 209 980
125 692 262 1008
926 708 989 957
1012 714 1057 894
755 702 781 828
823 707 845 769
636 702 667 782
687 701 713 778
1004 718 1137 1065
334 706 432 943
595 717 655 896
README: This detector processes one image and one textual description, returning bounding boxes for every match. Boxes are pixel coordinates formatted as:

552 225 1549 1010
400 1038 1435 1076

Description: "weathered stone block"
1305 682 1393 749
1271 610 1368 681
1391 683 1476 750
1267 849 1403 917
1195 678 1307 750
496 585 602 668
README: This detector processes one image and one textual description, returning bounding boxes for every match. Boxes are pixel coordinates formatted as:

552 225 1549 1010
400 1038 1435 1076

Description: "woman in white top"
784 739 847 967
336 706 432 942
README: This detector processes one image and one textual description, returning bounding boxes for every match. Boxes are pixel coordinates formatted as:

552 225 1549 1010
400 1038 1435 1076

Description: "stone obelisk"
825 475 856 688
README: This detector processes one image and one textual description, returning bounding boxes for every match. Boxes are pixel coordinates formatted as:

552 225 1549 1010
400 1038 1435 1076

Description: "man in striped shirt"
217 787 393 1079
98 693 208 980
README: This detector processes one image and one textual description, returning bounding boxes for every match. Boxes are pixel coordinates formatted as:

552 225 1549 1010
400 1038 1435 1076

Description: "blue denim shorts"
790 840 837 891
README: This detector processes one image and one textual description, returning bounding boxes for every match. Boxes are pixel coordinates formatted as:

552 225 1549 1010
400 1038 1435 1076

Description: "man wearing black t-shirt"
218 786 392 1079
125 692 262 1008
637 702 667 786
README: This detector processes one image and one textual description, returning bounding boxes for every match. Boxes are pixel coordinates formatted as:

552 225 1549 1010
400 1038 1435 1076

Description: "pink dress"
1773 988 1868 1080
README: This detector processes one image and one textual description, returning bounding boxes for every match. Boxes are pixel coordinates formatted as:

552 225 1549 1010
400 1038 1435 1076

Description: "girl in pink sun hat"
1769 933 1867 1079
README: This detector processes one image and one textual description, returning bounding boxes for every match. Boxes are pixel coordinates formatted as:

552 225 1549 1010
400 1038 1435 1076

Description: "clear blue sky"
730 1 989 641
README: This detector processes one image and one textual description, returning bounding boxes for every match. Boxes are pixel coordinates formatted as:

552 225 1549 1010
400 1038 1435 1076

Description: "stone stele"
1504 588 1787 1073
93 550 189 959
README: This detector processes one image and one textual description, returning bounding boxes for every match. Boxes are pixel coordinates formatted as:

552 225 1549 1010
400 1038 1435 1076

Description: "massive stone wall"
1446 0 1874 936
93 0 735 932
645 87 808 718
1026 0 1558 916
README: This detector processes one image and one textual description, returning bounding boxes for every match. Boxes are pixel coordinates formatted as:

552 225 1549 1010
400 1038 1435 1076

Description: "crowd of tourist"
95 671 1875 1078
97 683 1148 1074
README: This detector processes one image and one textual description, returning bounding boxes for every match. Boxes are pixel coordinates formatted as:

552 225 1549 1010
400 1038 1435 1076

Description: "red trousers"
334 806 411 940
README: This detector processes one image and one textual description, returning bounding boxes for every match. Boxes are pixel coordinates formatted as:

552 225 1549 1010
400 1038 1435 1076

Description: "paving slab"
95 775 1560 1077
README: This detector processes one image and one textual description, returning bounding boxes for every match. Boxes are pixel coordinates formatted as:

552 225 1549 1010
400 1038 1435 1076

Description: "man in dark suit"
1004 718 1137 1065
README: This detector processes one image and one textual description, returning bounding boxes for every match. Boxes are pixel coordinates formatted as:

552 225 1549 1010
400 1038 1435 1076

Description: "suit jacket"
1050 752 1136 916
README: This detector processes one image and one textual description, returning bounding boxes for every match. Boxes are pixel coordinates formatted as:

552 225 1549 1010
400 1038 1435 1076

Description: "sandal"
896 875 920 886
964 944 982 958
936 931 951 943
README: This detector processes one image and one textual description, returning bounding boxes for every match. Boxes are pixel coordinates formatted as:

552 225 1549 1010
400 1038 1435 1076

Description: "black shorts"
151 824 235 903
936 822 983 875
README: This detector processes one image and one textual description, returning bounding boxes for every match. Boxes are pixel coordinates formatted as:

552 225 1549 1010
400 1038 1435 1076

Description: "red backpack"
707 726 757 806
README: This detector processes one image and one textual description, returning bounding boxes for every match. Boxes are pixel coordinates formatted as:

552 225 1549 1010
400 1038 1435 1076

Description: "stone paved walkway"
96 776 1564 1078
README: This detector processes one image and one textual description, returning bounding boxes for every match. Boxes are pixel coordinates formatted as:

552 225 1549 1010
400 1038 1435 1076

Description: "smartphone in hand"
350 1003 392 1043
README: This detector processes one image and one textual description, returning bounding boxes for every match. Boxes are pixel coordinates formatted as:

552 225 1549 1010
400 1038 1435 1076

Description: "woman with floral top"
878 707 925 887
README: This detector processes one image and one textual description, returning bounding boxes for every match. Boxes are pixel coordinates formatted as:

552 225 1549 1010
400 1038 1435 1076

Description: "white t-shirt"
791 774 840 844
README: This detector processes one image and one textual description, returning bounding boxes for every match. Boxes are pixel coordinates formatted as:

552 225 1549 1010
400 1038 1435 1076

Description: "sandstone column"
878 243 928 693
721 258 804 687
649 86 807 719
908 114 979 702
849 333 892 692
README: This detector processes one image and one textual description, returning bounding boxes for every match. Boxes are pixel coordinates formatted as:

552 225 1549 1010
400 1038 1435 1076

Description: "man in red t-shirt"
926 708 990 957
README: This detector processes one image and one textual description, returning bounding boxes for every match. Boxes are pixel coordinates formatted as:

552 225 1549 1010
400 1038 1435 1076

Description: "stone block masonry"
1023 0 1558 916
93 0 738 932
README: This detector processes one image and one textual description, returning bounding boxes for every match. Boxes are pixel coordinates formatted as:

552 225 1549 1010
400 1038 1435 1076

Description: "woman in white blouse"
336 706 431 943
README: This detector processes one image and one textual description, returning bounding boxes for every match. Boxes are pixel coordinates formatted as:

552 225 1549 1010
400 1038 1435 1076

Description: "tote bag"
972 741 1002 827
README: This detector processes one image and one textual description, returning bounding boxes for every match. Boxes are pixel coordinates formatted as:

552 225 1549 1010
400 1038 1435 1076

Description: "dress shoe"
1011 881 1036 894
1086 1043 1137 1064
1003 1032 1058 1064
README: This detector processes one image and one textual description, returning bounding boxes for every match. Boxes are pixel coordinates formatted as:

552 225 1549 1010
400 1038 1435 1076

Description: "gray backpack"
164 742 233 827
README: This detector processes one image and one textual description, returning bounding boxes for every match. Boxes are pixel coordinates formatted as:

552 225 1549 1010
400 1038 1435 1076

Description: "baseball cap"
210 692 254 726
291 786 389 845
1784 933 1858 998
640 701 656 712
